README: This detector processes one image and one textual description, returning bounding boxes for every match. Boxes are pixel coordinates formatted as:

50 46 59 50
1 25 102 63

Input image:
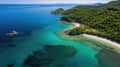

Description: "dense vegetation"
61 0 120 42
51 8 64 14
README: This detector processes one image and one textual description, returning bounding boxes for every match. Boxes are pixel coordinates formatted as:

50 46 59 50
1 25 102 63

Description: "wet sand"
83 34 120 53
63 22 120 54
56 22 120 67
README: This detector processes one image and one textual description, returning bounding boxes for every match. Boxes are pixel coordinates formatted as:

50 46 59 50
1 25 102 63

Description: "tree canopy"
51 8 64 14
61 0 120 43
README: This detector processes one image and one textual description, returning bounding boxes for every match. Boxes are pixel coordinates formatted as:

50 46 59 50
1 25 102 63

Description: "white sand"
63 22 80 31
83 34 120 48
63 22 120 53
72 22 120 49
72 22 80 28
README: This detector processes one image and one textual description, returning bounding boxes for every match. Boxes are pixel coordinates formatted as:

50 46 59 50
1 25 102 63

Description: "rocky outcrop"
6 31 19 37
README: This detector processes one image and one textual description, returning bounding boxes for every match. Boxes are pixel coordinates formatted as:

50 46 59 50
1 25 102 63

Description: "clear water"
0 4 98 67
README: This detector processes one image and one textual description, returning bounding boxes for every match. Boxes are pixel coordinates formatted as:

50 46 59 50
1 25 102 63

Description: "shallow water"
0 4 99 67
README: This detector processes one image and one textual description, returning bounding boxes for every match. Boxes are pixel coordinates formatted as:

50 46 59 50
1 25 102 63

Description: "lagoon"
0 4 118 67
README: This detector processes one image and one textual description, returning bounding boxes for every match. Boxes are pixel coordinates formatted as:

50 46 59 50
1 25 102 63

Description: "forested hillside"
51 8 64 14
61 0 120 42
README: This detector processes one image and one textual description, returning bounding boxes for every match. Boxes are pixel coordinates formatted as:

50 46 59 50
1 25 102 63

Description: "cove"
0 4 99 67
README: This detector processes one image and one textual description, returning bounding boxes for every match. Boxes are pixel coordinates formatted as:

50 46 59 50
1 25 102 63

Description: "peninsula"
55 0 120 53
61 0 120 42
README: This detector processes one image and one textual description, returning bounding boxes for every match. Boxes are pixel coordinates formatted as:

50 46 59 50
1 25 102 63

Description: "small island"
51 8 64 14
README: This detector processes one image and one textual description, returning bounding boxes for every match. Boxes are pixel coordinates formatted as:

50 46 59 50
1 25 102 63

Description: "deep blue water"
0 4 75 42
0 4 99 67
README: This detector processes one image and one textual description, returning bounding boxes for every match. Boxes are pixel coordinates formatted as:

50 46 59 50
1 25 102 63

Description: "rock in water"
6 31 19 37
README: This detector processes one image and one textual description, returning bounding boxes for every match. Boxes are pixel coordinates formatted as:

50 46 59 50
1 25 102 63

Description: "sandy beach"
72 22 80 28
71 22 120 53
73 22 120 47
83 34 120 47
64 22 120 48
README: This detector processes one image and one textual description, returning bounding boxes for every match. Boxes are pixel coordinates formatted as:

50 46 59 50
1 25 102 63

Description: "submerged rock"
44 45 76 58
7 64 14 67
96 49 120 67
23 45 76 67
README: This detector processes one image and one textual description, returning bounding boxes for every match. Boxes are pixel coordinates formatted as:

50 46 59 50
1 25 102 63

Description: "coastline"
83 34 120 53
60 22 120 53
83 34 120 48
72 22 80 28
63 22 80 32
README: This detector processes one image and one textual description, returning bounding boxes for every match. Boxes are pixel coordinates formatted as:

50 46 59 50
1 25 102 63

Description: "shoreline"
83 34 120 48
63 22 80 32
83 34 120 53
72 22 80 28
63 22 120 53
73 22 120 45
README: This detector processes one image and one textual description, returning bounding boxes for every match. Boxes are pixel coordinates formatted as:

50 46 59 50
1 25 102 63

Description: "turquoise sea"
0 4 99 67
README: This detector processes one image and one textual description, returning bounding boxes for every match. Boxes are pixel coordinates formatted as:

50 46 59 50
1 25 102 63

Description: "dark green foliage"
61 1 120 42
51 8 64 14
